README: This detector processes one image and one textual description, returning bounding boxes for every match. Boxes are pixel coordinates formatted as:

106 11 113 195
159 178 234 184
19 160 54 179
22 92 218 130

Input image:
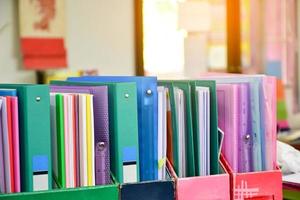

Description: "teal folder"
0 84 52 192
51 81 140 183
158 81 195 177
158 80 219 176
188 80 219 175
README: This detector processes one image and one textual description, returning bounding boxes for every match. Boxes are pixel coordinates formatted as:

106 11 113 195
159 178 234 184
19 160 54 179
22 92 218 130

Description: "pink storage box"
167 159 230 200
220 155 282 200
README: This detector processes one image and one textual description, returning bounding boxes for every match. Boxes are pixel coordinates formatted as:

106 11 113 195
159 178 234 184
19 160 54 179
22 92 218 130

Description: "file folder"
174 87 187 178
86 94 96 186
177 82 195 176
195 87 210 176
50 94 66 188
50 85 110 185
0 84 52 192
188 80 219 175
63 94 78 188
157 87 167 180
158 81 196 177
200 75 266 171
51 81 140 183
0 97 12 193
262 76 277 171
11 97 20 192
67 76 158 181
217 84 239 172
217 83 253 173
173 82 195 177
78 94 88 187
159 80 219 175
6 96 15 193
0 99 4 193
157 82 180 175
237 83 252 173
0 93 21 193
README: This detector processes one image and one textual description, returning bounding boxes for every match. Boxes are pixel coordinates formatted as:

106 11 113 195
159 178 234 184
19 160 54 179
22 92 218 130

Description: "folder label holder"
123 147 138 183
32 155 49 191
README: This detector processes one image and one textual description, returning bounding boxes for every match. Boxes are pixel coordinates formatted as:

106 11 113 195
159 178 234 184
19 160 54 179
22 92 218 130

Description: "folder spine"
55 94 66 188
192 81 219 175
23 86 52 191
250 81 263 171
238 84 252 173
173 82 195 177
90 87 110 185
114 83 140 183
140 78 158 181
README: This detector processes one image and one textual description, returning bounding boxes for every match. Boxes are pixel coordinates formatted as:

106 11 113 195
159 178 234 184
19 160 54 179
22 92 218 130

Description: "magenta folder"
1 97 12 193
217 84 239 172
11 97 20 192
0 98 5 193
262 76 277 170
237 83 252 173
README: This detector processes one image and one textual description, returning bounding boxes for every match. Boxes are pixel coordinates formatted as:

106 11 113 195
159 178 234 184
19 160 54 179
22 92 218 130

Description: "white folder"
157 86 167 180
78 94 88 187
196 87 210 176
174 87 187 178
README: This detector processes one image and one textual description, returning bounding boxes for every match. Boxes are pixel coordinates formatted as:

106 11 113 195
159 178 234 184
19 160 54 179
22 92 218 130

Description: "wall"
0 0 135 83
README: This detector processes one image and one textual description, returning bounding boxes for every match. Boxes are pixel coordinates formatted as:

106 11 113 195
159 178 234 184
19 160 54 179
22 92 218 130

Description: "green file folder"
158 81 195 177
158 80 219 176
158 81 196 177
172 82 195 177
188 80 219 175
54 94 66 188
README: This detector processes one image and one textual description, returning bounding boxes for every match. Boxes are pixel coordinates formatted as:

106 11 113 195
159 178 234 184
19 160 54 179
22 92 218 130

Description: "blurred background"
0 0 300 143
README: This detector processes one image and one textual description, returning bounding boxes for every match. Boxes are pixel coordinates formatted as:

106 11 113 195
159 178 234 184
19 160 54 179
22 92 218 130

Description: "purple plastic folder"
217 84 239 172
237 83 252 173
217 83 252 173
50 85 110 185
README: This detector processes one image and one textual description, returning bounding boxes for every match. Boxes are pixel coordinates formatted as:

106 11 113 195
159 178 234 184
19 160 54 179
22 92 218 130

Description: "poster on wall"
19 0 67 70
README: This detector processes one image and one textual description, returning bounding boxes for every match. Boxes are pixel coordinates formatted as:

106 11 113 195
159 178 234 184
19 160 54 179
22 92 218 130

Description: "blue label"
123 147 137 163
33 155 48 172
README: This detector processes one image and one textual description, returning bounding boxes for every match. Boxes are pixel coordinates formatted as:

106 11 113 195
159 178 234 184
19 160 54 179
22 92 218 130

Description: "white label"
123 164 137 183
33 174 48 191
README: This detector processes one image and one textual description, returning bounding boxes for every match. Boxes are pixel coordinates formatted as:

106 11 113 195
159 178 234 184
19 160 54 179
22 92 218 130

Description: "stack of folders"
62 78 220 181
64 76 158 182
0 89 20 193
158 80 219 178
203 74 277 173
50 81 140 184
49 85 111 188
0 84 52 193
